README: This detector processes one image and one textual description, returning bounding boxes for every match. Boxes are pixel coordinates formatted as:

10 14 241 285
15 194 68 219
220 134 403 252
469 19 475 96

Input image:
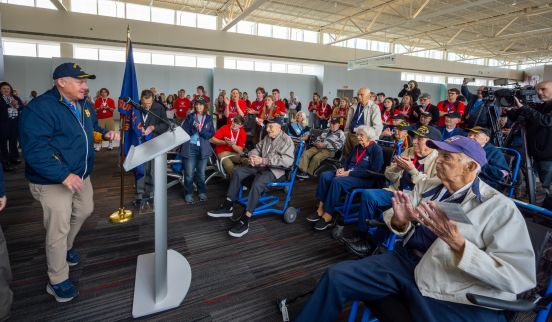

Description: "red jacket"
94 97 115 119
436 100 466 127
316 103 332 119
174 97 191 119
226 100 247 124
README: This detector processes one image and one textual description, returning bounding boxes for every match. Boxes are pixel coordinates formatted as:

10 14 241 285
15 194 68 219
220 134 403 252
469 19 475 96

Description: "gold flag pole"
110 24 134 224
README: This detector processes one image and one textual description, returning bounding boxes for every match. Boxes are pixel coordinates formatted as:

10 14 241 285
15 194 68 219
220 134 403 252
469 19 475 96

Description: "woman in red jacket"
93 87 115 151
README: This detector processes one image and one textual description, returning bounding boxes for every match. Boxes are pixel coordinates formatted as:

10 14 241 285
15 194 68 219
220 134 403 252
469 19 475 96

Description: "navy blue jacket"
180 112 215 160
461 85 489 128
344 143 384 178
440 127 466 141
479 143 510 190
0 163 4 197
19 86 107 184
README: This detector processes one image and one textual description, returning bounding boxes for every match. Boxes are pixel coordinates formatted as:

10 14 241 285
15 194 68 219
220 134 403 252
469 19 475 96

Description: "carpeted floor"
0 150 354 322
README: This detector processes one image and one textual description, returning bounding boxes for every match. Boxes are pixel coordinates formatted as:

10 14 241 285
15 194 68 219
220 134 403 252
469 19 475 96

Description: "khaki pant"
288 109 297 121
299 147 334 176
97 117 115 132
29 177 94 284
343 132 359 161
218 151 242 178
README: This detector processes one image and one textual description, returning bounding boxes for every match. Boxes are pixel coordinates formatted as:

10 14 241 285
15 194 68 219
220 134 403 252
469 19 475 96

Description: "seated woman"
180 101 215 203
285 111 310 142
307 125 384 231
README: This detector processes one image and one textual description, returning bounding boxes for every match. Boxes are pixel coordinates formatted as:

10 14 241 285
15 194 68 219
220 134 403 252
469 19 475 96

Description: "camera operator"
506 80 552 210
398 80 421 103
461 79 489 128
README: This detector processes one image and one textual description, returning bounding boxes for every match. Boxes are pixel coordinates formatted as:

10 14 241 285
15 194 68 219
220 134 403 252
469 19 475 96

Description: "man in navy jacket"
19 63 119 303
467 126 509 189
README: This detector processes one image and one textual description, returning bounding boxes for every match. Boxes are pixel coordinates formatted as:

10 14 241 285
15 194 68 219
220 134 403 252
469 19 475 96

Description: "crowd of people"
1 61 552 322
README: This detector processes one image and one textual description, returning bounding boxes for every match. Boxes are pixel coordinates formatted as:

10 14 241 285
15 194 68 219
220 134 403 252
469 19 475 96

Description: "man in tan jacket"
208 117 295 238
295 135 535 322
343 87 383 159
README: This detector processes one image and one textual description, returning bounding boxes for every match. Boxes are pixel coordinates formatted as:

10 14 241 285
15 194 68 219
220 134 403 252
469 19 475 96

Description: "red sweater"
94 97 115 119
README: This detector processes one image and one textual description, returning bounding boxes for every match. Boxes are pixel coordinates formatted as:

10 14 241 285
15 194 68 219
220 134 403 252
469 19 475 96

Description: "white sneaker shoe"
108 142 113 150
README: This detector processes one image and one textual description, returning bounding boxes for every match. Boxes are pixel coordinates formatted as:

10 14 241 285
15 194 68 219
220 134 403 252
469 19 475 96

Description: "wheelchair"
498 147 522 198
234 140 305 223
347 201 552 322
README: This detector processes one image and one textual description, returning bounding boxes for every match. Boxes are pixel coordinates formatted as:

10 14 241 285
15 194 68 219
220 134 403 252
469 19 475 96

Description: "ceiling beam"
446 28 464 45
49 0 67 11
221 0 269 31
412 0 430 19
494 16 518 37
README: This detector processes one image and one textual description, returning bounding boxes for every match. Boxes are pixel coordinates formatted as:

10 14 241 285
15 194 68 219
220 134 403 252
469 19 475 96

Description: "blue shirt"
349 104 366 132
62 96 81 120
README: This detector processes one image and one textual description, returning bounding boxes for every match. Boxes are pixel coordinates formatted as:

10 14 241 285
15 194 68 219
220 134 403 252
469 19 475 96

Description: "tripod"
472 98 503 146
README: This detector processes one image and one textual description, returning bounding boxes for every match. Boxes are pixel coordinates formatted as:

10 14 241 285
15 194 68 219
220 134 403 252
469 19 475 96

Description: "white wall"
213 68 316 106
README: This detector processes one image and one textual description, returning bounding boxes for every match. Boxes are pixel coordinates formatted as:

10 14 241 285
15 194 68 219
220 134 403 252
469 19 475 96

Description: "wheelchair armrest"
167 160 182 164
266 182 290 187
219 154 238 163
466 293 537 312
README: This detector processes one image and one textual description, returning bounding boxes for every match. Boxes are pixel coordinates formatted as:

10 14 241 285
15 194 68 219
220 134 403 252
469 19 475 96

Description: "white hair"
461 154 482 174
295 111 308 127
355 125 377 141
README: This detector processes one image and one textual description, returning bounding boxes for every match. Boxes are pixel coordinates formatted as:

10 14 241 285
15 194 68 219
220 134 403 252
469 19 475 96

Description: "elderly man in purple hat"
295 135 536 322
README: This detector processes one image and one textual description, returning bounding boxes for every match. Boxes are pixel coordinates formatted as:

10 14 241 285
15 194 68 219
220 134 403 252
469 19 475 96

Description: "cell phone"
464 77 475 83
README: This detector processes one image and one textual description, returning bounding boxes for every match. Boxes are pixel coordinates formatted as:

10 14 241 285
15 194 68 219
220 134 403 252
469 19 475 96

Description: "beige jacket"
384 148 439 191
344 101 383 137
249 132 295 179
383 178 536 306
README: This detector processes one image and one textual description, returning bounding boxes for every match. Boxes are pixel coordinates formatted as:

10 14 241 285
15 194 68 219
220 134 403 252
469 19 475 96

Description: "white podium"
123 127 191 318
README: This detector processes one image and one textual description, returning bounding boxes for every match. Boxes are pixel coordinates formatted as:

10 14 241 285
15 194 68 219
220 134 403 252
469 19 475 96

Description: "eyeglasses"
420 98 429 101
447 92 458 95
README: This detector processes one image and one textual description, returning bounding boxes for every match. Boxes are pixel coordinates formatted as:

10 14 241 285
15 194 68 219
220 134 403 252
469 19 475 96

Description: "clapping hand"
394 155 414 170
415 201 465 253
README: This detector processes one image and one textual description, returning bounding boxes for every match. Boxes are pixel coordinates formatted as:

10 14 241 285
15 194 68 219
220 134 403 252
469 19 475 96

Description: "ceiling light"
511 2 517 5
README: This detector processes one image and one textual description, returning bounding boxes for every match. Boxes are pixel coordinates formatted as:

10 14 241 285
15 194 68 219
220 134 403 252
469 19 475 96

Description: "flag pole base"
109 208 134 224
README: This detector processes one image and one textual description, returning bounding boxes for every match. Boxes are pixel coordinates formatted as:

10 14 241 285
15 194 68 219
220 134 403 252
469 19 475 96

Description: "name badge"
196 141 201 147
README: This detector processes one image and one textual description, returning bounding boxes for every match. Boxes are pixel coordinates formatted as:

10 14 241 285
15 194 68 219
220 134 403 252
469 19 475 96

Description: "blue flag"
118 40 145 178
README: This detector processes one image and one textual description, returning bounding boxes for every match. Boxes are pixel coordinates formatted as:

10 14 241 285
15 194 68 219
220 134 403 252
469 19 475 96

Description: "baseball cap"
267 117 285 126
53 63 96 80
395 121 411 131
468 126 491 137
409 125 441 141
419 110 432 117
392 114 407 121
330 117 341 124
445 111 462 119
426 135 487 167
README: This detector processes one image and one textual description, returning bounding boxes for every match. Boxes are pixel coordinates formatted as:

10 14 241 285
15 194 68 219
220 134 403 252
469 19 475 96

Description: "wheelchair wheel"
283 207 298 223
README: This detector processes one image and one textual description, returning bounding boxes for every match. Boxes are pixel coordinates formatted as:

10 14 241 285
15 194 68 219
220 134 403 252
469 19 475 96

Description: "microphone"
121 97 177 131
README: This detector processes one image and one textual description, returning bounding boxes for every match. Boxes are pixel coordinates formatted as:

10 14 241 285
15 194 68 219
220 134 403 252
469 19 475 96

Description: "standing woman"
225 88 246 125
165 94 175 120
395 94 414 122
315 96 331 129
93 87 116 151
332 97 348 130
180 101 215 203
0 82 23 171
256 95 278 142
214 94 227 129
247 87 265 143
308 93 322 128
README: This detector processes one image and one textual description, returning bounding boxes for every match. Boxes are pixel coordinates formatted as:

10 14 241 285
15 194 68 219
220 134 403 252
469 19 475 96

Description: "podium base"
132 249 192 318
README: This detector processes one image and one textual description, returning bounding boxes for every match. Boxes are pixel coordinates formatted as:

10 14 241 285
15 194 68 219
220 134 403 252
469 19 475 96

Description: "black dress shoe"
340 231 364 244
345 239 374 258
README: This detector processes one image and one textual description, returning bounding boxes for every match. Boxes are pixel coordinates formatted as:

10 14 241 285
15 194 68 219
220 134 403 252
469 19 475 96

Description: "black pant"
0 119 19 162
227 166 276 212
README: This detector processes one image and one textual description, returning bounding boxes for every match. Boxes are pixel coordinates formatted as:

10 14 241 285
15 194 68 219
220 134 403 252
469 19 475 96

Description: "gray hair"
295 111 308 127
461 154 482 174
354 125 377 141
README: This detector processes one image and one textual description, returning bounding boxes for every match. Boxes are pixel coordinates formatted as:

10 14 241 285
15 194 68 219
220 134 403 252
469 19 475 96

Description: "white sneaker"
108 142 113 150
94 145 101 152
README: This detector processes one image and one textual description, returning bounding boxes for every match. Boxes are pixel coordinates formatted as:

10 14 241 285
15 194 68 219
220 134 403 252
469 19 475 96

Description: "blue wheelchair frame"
497 147 522 198
235 140 305 223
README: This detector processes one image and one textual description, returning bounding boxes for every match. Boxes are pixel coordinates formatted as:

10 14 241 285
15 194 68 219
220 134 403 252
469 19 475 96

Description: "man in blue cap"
19 63 119 302
295 135 536 322
207 117 294 238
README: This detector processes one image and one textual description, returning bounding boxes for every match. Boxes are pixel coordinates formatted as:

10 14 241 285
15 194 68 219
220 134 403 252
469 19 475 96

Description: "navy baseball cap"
426 135 487 167
395 121 411 131
53 63 96 80
445 111 462 119
267 117 285 126
409 125 441 141
468 126 492 137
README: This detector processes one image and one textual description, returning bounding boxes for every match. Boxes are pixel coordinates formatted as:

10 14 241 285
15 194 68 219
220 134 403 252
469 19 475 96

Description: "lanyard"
447 102 454 112
355 105 365 123
230 128 240 142
195 114 205 131
383 110 390 122
231 101 238 113
411 156 424 171
354 142 373 165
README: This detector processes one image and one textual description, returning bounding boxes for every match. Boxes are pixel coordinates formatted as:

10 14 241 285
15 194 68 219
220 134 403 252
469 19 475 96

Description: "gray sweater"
249 131 295 179
317 128 345 152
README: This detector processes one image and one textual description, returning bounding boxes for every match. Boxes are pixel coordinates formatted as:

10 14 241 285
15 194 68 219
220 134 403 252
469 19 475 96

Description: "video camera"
484 85 539 107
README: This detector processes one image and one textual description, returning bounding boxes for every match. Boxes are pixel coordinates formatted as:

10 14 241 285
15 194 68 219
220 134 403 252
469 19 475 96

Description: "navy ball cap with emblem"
53 63 96 80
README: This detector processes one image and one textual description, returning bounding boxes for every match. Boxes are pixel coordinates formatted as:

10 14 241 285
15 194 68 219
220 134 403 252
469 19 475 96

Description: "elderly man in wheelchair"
295 135 536 322
207 117 295 238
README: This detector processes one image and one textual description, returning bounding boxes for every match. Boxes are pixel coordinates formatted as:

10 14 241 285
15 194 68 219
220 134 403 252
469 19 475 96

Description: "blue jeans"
357 189 394 233
315 119 328 129
184 144 208 195
294 245 506 322
316 171 375 214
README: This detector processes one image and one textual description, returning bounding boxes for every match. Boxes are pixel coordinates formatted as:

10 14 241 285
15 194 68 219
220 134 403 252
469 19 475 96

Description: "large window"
2 38 60 58
151 6 174 24
74 46 99 60
224 57 319 76
176 11 216 29
401 72 446 85
97 0 124 17
1 0 56 8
